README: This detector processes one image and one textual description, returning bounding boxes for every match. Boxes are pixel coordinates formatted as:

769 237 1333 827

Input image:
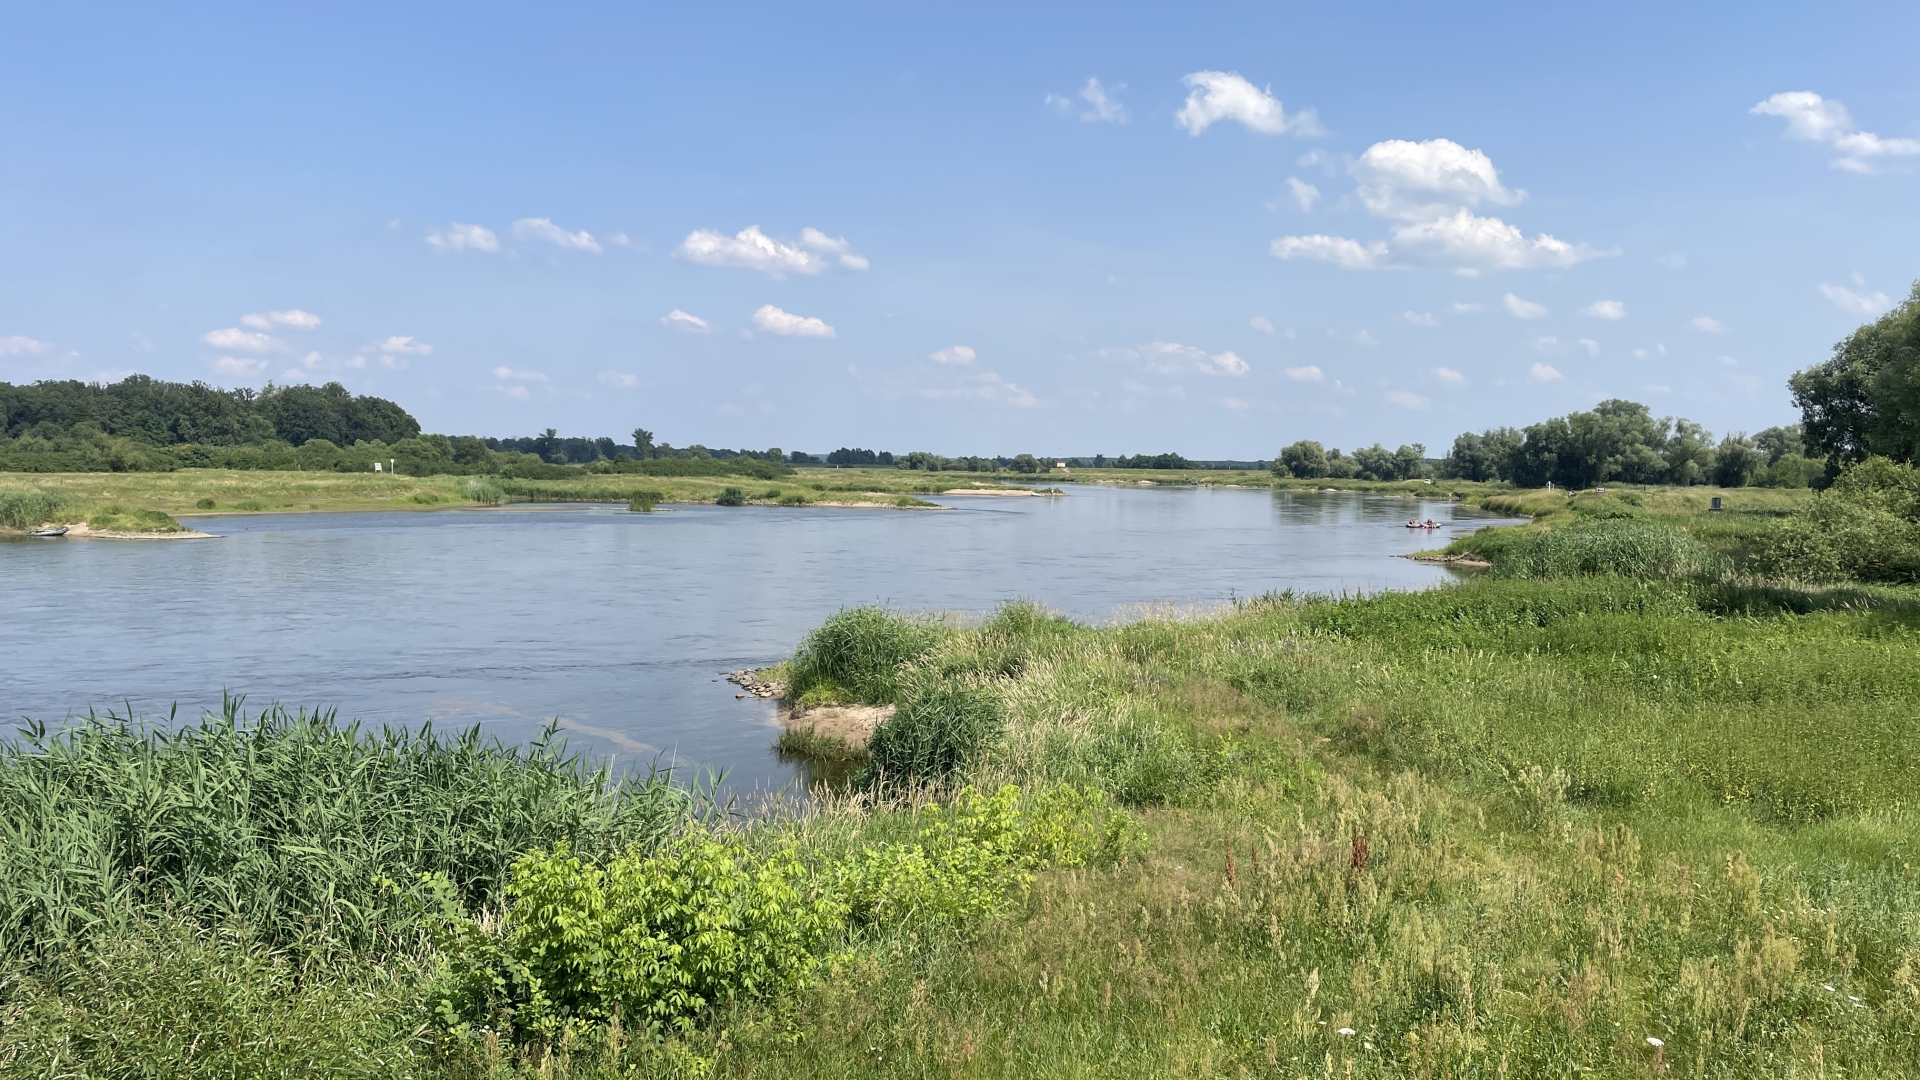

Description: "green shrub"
194 497 217 509
237 498 267 511
459 476 507 505
786 607 941 704
1487 519 1714 579
408 492 441 504
1765 457 1920 582
433 835 843 1038
627 490 663 512
860 683 1004 786
0 490 68 529
839 785 1135 930
83 505 186 533
777 491 812 506
714 486 746 506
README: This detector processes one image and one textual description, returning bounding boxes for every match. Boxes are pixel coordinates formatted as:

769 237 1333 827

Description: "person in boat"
1406 519 1421 528
1423 519 1438 529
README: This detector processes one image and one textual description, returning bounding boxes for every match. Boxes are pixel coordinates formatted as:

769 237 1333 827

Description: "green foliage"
460 476 508 505
714 486 746 506
1113 452 1194 469
860 683 1005 786
431 836 843 1038
1791 280 1920 466
839 785 1135 931
1767 456 1920 581
786 607 942 704
593 457 790 480
626 490 661 512
1481 518 1716 579
0 489 67 528
1275 440 1426 480
0 702 692 963
84 505 187 532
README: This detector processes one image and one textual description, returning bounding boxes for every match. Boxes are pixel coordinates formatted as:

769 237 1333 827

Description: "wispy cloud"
1690 316 1725 333
492 366 546 381
1285 365 1324 382
752 305 835 337
1402 310 1438 327
1434 367 1466 384
1047 77 1128 123
662 309 713 333
1285 177 1320 211
929 345 976 364
377 336 433 355
0 335 50 355
1818 281 1892 315
1530 362 1564 382
1582 300 1626 320
241 309 322 330
598 370 639 388
1752 91 1920 173
513 217 602 253
427 223 499 253
1271 234 1390 270
1250 316 1276 335
1387 390 1429 409
676 226 866 276
203 328 278 351
1503 293 1548 319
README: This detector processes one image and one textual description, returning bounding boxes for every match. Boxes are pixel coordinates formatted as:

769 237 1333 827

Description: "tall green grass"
785 607 942 704
0 700 694 963
1450 517 1716 578
0 490 67 529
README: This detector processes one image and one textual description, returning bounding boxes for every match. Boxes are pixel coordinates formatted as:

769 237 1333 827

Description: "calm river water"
2 485 1517 790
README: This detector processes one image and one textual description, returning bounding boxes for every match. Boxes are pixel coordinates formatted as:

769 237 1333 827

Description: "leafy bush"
627 490 663 512
786 606 941 704
1487 519 1714 579
430 835 843 1039
714 486 746 506
860 683 1004 786
0 490 68 529
1766 457 1920 582
839 785 1134 930
194 497 217 509
84 505 186 533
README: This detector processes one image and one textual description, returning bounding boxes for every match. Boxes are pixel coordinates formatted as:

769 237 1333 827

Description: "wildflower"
1337 1027 1356 1036
1645 1037 1664 1048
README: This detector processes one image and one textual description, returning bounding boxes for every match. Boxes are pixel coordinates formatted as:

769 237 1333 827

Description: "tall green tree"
1790 281 1920 467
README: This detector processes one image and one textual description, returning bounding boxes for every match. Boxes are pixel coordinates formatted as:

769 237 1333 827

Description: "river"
1 484 1518 790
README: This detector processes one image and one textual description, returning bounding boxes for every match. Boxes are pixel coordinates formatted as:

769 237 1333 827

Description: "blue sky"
2 2 1917 457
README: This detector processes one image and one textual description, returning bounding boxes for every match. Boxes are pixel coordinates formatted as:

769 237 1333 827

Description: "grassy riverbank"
8 563 1920 1075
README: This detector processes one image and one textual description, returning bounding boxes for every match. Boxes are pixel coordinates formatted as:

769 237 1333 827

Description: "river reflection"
1 485 1519 790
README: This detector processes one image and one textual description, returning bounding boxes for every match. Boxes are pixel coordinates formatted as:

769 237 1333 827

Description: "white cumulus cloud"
1435 366 1466 384
1691 316 1725 333
1390 208 1598 269
0 335 49 355
930 345 976 364
1582 300 1626 320
677 226 866 276
513 217 602 252
377 336 433 355
1818 282 1892 316
1175 71 1321 137
241 309 322 330
1285 365 1325 382
1387 390 1429 409
1530 362 1564 382
427 223 499 254
203 327 278 351
1139 340 1248 376
1350 138 1521 220
662 309 713 333
1250 316 1276 334
1276 137 1610 272
1271 234 1390 270
1751 91 1920 173
752 304 835 337
1047 77 1128 123
1403 310 1438 327
1285 177 1320 211
1503 293 1548 319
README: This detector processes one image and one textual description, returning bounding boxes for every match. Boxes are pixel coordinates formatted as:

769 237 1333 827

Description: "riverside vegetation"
8 460 1920 1077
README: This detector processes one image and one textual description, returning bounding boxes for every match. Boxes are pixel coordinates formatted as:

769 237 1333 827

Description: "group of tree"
1274 441 1430 481
1435 402 1816 489
1 377 419 447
